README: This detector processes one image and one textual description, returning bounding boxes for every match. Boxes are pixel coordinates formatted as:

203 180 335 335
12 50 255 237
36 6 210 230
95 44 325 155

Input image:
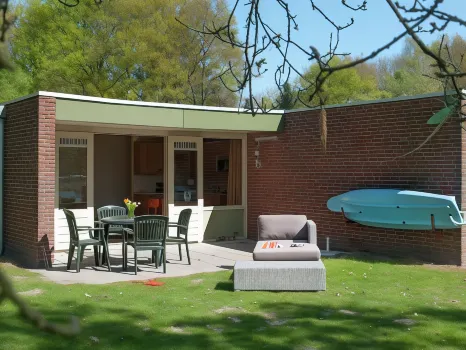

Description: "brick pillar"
38 97 56 266
4 96 56 268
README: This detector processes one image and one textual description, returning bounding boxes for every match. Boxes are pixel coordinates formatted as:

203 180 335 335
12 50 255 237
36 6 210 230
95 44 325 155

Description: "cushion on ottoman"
258 215 309 241
253 240 321 261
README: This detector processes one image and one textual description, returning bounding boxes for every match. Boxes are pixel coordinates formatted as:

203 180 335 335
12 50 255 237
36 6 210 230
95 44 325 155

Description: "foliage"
298 56 391 106
9 0 241 106
274 36 466 108
2 258 466 349
0 68 32 101
378 39 443 97
176 0 242 106
277 82 295 109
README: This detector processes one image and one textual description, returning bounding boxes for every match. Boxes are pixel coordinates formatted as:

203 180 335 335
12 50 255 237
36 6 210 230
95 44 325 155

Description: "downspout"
0 105 4 256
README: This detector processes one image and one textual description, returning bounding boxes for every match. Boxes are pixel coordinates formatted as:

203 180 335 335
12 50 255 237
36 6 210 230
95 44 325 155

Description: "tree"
176 0 242 107
298 56 391 106
12 0 185 101
0 68 32 101
377 39 443 97
9 0 241 105
181 0 465 116
277 82 296 109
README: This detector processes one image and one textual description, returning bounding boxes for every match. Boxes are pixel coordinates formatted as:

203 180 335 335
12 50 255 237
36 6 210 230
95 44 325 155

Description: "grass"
1 257 466 350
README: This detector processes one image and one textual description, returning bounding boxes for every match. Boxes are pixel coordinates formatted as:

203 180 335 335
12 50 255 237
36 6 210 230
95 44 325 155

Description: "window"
58 146 87 209
203 139 242 206
174 150 198 206
216 156 229 172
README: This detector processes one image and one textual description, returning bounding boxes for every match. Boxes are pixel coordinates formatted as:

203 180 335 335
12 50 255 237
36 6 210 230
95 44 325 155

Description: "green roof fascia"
183 109 283 132
56 99 184 128
56 99 284 132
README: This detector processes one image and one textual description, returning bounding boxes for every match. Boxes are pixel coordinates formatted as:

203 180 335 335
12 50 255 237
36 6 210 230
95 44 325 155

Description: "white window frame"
54 132 94 251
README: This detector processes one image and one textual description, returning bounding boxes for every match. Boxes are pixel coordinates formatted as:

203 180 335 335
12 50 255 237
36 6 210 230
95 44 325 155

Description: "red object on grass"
143 280 165 287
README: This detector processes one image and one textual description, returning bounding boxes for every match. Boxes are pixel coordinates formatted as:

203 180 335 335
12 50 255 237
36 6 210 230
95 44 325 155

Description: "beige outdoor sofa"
234 215 326 291
253 215 321 261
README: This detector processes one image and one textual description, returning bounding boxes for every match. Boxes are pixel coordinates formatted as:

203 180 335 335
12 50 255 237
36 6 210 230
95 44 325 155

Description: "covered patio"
1 91 283 268
35 240 255 284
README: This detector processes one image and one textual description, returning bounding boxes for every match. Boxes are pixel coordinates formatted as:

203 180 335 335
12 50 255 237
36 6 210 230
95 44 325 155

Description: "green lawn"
1 258 466 350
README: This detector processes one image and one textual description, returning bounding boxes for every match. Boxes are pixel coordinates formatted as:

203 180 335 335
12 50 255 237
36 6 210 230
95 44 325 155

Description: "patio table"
99 215 176 270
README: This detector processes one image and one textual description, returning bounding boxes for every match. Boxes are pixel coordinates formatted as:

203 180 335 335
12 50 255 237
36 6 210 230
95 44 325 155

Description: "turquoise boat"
327 189 465 230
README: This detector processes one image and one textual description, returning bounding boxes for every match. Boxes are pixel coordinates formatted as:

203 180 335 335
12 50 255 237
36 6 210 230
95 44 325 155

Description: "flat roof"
0 90 456 114
285 91 451 114
1 91 285 132
0 90 459 131
1 91 284 114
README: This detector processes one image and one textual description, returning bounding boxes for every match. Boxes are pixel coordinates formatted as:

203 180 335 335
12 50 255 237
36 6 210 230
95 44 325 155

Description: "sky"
226 0 466 94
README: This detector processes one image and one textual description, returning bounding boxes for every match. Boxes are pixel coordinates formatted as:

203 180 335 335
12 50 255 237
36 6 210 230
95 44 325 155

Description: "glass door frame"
54 131 94 251
166 136 204 242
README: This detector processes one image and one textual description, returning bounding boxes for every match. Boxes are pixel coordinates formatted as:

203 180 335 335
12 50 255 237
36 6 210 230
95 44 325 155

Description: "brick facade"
248 96 464 265
1 93 464 267
4 96 56 267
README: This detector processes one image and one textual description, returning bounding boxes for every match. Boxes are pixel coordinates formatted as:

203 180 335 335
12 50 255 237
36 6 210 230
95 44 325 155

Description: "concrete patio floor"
34 240 255 285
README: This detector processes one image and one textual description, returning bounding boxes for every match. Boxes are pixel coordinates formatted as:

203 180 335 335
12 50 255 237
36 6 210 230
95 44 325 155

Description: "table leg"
123 229 127 271
102 223 110 266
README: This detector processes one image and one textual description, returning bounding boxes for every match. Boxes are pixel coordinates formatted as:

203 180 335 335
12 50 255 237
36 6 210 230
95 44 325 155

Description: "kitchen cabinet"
146 142 163 175
134 141 164 175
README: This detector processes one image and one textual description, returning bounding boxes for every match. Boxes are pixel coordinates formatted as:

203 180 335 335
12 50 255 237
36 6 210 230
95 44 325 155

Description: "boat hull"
327 189 462 230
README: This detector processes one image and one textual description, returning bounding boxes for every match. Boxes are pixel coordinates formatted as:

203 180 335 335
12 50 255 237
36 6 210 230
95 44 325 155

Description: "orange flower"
124 198 129 204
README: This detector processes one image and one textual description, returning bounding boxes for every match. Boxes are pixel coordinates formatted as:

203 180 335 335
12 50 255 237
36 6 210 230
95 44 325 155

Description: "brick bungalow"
0 91 464 267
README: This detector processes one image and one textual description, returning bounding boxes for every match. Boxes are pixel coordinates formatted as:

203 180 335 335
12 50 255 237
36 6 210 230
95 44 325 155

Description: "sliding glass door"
166 137 203 242
54 132 94 251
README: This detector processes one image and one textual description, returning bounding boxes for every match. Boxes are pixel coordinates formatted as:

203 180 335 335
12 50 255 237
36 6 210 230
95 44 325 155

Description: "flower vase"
128 207 135 218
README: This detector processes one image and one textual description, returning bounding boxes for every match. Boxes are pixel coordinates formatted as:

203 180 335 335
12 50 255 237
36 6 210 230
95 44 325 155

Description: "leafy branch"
180 0 466 155
0 268 80 336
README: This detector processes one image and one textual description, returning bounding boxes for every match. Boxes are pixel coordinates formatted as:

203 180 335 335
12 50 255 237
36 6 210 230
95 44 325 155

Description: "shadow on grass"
2 292 466 350
214 281 234 292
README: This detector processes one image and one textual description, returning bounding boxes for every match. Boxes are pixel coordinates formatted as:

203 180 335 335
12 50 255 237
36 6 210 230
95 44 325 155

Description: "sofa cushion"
258 215 309 241
253 240 321 261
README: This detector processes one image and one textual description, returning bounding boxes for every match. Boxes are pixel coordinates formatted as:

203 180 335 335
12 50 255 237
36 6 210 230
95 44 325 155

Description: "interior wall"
203 140 230 193
94 134 131 214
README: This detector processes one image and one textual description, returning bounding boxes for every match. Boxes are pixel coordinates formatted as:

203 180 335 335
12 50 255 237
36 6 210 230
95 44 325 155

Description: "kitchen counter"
204 192 227 206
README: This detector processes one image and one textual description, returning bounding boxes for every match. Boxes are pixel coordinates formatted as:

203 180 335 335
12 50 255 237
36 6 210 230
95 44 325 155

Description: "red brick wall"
4 96 56 267
203 140 230 192
174 151 195 186
248 96 463 265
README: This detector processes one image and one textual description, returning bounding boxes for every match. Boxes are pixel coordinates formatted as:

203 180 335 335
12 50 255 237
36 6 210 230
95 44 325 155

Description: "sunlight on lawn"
1 258 466 350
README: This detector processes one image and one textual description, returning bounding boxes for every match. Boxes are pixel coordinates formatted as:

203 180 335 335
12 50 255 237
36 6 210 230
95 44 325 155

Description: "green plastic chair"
125 215 168 275
96 205 128 264
64 208 110 273
164 208 192 265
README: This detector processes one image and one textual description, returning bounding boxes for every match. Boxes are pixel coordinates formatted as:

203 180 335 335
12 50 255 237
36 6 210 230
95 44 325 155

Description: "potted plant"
124 198 140 218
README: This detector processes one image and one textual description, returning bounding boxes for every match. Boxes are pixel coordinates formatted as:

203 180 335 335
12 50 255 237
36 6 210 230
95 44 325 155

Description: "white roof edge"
0 91 284 114
285 91 454 114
